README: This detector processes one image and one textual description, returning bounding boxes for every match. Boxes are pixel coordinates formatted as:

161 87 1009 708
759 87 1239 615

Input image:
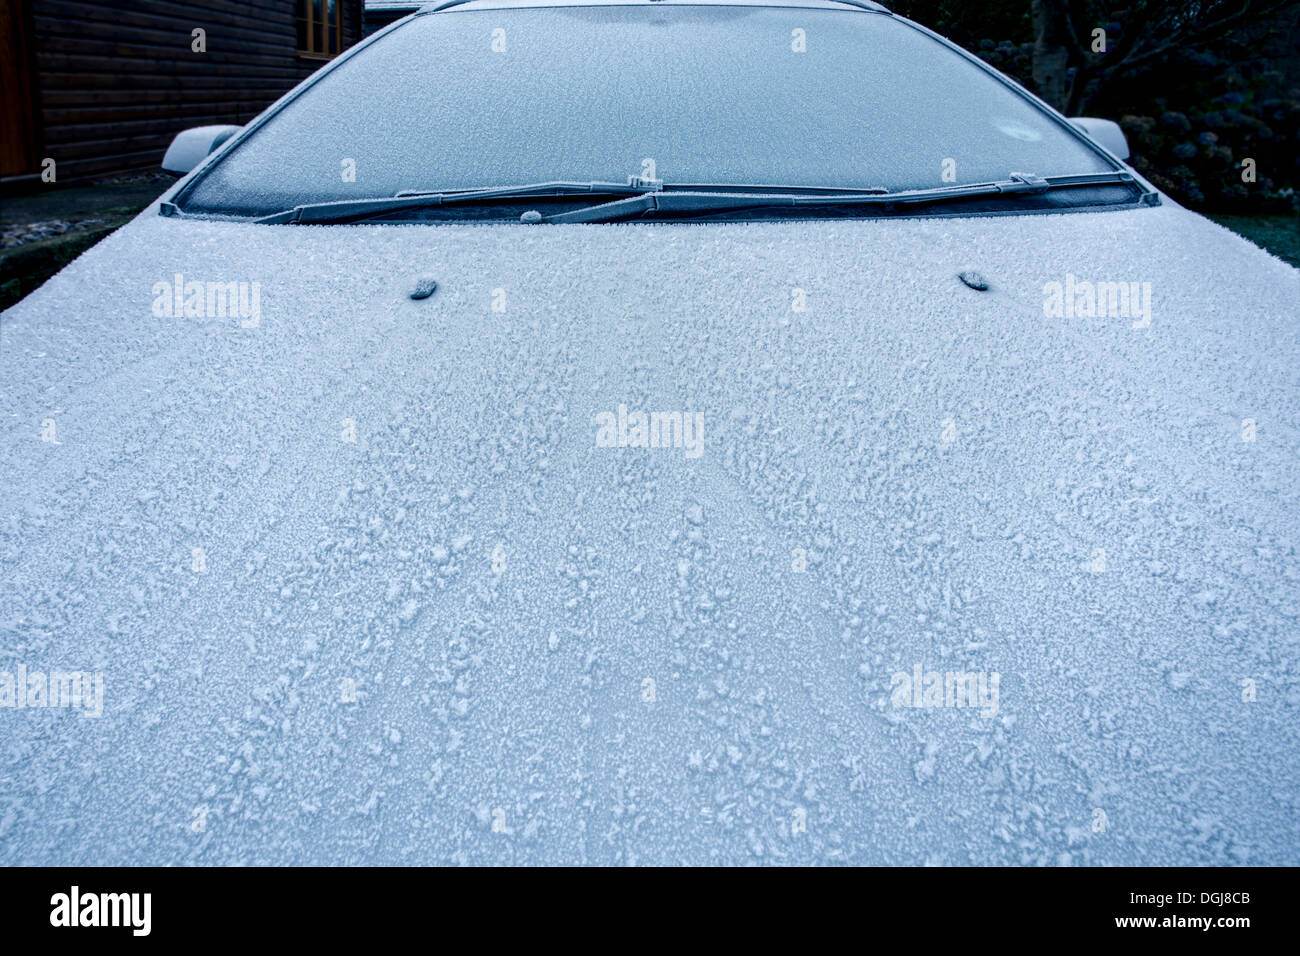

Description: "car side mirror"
1069 117 1130 161
161 125 242 175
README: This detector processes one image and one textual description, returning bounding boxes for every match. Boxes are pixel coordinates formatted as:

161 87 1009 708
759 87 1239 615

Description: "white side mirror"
162 125 242 175
1069 117 1130 161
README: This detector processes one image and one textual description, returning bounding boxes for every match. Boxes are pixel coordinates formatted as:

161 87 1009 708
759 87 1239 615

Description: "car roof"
417 0 892 13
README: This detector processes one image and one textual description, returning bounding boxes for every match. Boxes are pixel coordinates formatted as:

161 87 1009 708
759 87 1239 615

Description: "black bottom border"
0 865 1289 943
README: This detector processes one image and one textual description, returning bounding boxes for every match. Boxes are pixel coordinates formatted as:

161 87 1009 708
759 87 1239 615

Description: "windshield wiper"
247 179 900 225
538 172 1148 223
175 171 1147 225
250 179 668 225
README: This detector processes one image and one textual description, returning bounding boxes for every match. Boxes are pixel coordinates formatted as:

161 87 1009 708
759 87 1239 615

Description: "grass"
0 211 139 312
1204 213 1300 268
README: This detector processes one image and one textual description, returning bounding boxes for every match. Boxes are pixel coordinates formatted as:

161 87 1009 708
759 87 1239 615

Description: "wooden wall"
4 0 364 184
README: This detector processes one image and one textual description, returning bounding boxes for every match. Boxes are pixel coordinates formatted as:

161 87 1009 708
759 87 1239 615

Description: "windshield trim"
158 171 1151 224
160 184 1157 226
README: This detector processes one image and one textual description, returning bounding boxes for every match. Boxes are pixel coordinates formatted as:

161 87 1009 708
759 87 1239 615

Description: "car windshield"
179 3 1117 218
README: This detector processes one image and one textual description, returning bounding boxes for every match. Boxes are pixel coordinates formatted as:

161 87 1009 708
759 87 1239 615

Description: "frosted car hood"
1 204 1297 864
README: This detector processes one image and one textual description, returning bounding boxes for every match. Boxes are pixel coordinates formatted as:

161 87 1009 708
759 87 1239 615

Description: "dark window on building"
297 0 344 59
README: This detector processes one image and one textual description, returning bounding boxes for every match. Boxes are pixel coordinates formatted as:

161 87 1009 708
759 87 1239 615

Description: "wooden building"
1 0 365 187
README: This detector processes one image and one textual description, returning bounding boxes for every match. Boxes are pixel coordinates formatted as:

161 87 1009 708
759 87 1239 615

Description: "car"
2 0 1296 866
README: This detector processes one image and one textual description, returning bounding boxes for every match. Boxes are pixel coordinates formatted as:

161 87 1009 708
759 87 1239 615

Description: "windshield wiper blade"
222 172 1144 225
253 180 666 225
540 172 1144 223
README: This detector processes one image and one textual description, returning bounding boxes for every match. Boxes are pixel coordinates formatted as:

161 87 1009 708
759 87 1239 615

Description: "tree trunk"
1032 0 1073 112
1066 66 1093 115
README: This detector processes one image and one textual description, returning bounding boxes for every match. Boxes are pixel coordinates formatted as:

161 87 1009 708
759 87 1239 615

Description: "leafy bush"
889 1 1300 213
1076 22 1298 213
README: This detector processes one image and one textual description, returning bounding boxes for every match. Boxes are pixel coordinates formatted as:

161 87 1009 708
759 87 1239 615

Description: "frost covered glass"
183 6 1114 216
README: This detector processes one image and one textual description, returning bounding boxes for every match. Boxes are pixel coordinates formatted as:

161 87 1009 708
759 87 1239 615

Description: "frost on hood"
0 202 1297 865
